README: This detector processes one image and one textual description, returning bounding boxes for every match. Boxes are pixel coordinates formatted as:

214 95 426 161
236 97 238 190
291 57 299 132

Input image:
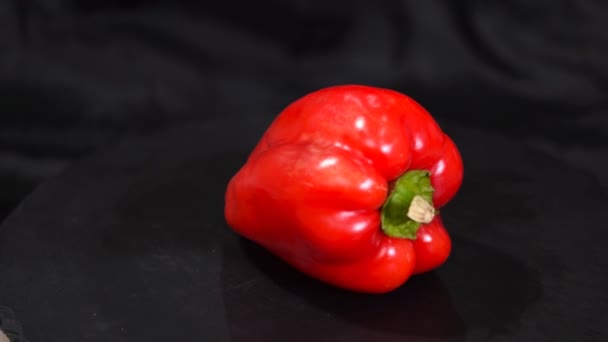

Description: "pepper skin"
225 85 463 293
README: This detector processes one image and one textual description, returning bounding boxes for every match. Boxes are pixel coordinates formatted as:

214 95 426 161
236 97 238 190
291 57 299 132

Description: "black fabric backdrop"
1 0 607 218
0 1 607 340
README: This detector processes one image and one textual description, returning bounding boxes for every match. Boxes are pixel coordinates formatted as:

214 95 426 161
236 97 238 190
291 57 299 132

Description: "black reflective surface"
0 119 606 341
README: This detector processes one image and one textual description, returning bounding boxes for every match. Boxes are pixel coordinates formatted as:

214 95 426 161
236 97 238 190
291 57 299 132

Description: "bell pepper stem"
407 195 436 224
380 170 435 239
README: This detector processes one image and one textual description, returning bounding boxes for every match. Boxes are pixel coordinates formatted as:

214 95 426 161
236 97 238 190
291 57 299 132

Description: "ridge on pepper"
225 84 463 294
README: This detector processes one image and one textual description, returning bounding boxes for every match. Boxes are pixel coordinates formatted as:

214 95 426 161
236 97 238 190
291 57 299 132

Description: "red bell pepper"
225 85 463 293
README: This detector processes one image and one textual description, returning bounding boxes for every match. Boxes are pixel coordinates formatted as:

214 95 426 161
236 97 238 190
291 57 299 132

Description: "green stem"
381 170 435 239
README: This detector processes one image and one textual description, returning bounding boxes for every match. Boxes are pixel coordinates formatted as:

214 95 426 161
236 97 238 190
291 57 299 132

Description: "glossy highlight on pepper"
225 85 463 293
